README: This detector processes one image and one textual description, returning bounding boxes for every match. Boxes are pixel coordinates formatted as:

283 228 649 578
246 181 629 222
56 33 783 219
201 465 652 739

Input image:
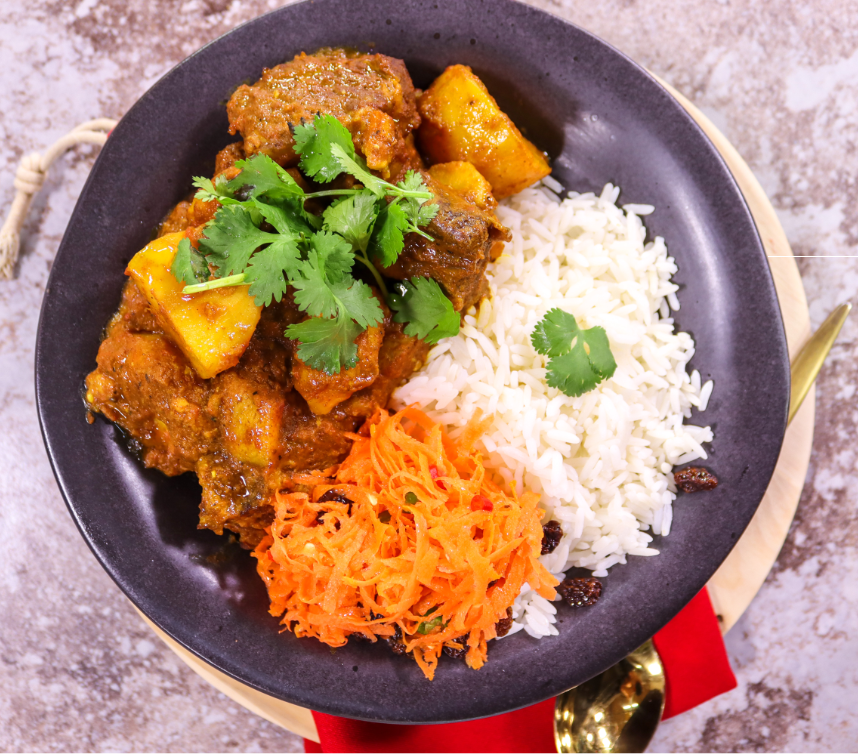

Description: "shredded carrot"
252 407 558 680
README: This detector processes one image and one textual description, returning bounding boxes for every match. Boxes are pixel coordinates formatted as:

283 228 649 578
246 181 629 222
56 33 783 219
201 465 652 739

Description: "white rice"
392 182 713 639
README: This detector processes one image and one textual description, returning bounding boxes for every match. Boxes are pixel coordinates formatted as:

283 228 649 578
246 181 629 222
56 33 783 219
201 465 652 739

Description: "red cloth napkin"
304 587 736 753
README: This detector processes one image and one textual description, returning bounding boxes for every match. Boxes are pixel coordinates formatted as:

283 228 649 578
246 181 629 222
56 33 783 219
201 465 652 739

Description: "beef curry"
85 48 549 550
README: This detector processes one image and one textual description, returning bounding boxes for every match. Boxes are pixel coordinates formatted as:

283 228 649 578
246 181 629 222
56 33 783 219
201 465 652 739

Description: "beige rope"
0 118 118 279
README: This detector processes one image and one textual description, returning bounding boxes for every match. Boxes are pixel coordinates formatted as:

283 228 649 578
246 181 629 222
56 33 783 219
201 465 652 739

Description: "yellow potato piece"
418 65 551 199
125 232 262 380
218 372 283 467
417 65 551 199
428 161 496 210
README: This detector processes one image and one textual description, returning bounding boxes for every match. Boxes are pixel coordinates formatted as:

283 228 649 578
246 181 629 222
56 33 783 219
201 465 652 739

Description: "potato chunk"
428 161 497 210
217 372 284 467
126 232 261 379
417 65 551 198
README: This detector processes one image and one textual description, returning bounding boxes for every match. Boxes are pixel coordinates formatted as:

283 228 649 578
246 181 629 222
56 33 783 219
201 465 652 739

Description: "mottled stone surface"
1 1 856 751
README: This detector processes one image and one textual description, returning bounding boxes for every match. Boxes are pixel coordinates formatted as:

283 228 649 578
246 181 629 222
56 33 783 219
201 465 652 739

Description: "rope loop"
1 119 117 280
14 153 45 194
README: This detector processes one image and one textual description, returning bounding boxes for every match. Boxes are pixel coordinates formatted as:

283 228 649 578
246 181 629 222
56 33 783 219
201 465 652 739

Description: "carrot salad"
252 407 558 680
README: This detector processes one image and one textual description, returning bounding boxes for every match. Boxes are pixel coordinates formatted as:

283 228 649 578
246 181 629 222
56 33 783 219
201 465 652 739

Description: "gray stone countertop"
2 1 857 751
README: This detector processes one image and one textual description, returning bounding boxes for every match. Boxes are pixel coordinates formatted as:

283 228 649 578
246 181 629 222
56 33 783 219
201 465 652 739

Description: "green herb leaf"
530 308 617 397
390 277 460 344
334 279 384 329
171 237 210 285
323 193 379 253
404 491 419 505
397 170 426 195
415 200 440 227
291 234 354 317
176 113 443 377
191 174 237 204
311 231 356 282
397 171 439 234
368 201 410 268
243 236 300 306
286 314 363 374
254 197 318 237
199 204 284 277
329 143 387 196
293 114 355 183
291 233 383 326
226 154 304 202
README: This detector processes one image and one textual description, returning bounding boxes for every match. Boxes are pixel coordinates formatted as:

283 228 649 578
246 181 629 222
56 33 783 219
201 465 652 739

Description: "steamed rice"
393 182 713 639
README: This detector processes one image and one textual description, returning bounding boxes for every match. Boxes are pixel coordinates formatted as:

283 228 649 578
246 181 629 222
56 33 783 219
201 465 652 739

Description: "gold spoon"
554 303 851 754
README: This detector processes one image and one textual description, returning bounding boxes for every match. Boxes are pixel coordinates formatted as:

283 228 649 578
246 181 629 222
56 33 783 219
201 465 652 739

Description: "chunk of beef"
214 141 246 176
226 48 420 177
377 174 509 312
291 294 390 415
85 281 216 476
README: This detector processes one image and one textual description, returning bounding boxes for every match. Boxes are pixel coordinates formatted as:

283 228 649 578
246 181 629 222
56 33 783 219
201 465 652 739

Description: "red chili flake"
471 494 493 512
429 464 447 490
267 550 275 562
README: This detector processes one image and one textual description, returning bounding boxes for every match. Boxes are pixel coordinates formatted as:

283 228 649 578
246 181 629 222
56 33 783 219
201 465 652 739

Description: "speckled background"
1 1 856 751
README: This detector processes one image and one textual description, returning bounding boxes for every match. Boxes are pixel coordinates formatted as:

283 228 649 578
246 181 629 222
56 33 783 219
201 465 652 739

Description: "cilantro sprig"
389 278 459 345
530 309 617 397
173 114 455 375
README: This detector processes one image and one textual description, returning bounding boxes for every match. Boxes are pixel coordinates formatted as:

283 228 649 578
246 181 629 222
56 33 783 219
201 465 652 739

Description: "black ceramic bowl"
36 0 789 723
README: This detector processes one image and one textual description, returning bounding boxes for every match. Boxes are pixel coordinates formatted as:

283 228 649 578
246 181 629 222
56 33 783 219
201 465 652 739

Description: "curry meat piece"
379 172 509 312
226 48 421 177
292 319 386 416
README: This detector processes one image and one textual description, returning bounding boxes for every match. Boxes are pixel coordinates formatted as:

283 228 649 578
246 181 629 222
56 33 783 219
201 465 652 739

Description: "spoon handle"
788 302 851 424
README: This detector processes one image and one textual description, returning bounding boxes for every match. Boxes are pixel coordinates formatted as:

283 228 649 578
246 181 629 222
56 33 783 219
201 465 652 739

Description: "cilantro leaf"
329 143 387 196
335 279 384 328
291 233 354 317
323 193 379 253
254 198 317 237
397 171 439 229
368 201 409 268
243 236 300 306
226 154 304 202
293 114 355 183
530 308 617 397
292 262 341 319
291 234 383 328
312 230 355 282
199 204 282 276
286 314 363 374
400 194 438 236
390 277 460 344
171 237 210 285
416 200 440 227
397 170 425 195
191 174 238 205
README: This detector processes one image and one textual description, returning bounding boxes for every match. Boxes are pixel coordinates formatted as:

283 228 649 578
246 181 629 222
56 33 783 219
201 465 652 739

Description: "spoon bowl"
554 639 665 753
